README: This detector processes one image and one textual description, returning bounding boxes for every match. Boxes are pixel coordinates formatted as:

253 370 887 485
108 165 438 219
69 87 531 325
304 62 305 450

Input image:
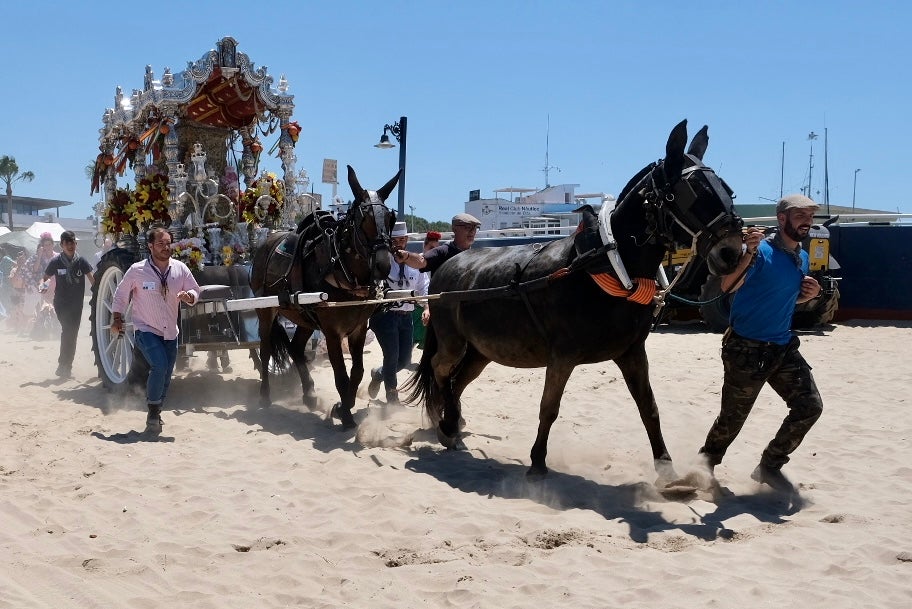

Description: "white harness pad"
597 202 634 290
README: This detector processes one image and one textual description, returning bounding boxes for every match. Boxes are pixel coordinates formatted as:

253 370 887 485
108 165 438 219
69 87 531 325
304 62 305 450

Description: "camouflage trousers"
700 331 823 469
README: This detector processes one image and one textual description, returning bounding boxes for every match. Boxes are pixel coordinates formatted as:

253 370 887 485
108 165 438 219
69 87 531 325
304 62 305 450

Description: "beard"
783 221 810 242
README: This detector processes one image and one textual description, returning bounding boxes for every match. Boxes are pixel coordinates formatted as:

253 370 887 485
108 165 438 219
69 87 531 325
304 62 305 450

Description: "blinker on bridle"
639 157 742 256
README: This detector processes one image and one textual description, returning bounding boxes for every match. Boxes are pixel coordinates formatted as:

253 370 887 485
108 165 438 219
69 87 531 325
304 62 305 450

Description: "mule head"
346 165 399 282
620 120 744 276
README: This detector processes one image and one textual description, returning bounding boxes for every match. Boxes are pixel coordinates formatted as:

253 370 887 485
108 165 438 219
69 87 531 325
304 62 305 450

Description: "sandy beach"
1 307 910 608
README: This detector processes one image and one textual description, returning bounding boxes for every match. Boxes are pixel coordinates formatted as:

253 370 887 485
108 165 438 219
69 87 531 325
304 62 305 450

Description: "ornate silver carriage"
90 37 317 388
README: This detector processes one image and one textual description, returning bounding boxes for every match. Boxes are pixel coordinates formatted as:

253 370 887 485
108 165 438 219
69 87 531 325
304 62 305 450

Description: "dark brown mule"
405 120 745 481
250 165 398 428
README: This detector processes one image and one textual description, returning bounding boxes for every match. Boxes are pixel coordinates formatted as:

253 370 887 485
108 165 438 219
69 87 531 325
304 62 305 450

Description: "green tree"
0 156 36 229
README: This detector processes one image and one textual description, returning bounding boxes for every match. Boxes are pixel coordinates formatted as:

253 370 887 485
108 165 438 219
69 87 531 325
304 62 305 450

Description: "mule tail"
269 317 293 373
402 321 444 424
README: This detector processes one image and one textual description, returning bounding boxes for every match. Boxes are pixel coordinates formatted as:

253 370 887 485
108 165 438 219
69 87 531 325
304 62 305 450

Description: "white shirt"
385 257 428 312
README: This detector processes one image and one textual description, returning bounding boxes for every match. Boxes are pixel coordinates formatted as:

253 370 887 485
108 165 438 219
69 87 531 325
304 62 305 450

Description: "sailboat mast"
780 141 785 198
545 116 551 188
806 131 818 198
824 127 830 214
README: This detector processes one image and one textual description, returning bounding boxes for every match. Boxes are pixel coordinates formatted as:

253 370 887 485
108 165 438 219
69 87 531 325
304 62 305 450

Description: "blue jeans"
134 330 178 405
369 310 414 391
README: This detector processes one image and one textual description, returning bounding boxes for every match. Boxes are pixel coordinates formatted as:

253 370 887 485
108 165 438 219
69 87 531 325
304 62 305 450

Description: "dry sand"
1 307 910 608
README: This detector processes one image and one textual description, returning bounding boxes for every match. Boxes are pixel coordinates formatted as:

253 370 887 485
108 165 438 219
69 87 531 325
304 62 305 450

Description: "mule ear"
347 165 364 198
376 169 402 203
687 125 709 161
664 119 688 184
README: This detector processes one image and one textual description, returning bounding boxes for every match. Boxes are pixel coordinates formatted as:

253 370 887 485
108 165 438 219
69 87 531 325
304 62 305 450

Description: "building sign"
322 159 338 184
469 189 480 201
496 204 543 218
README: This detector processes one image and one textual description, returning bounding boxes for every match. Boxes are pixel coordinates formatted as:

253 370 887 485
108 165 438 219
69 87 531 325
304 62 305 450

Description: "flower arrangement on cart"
99 163 291 269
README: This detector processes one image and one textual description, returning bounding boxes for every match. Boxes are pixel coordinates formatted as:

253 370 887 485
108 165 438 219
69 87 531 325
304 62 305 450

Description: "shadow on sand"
404 449 805 543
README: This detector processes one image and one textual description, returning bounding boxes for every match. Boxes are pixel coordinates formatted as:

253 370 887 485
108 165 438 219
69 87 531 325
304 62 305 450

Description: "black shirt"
44 253 93 308
421 242 464 274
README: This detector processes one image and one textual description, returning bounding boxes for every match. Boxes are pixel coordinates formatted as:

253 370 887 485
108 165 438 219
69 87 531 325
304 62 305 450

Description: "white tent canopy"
0 226 10 237
26 222 67 241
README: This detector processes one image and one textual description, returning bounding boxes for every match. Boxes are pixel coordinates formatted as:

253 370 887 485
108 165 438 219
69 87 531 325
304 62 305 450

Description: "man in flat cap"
393 213 481 274
698 193 824 494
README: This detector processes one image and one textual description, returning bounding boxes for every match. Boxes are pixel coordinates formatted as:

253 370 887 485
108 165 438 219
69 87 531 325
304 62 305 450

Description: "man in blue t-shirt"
699 194 824 493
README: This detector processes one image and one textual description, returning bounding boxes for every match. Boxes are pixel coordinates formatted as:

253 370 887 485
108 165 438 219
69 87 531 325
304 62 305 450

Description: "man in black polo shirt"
41 231 95 378
393 213 481 273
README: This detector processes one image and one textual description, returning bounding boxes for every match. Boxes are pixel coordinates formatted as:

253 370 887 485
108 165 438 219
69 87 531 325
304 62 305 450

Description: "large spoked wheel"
90 250 148 389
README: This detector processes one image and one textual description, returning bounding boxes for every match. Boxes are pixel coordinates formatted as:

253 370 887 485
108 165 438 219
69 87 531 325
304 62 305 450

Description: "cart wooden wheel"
89 249 148 389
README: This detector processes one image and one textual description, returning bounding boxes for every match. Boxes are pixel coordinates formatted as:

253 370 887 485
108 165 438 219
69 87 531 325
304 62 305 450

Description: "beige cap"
451 213 481 227
776 194 820 214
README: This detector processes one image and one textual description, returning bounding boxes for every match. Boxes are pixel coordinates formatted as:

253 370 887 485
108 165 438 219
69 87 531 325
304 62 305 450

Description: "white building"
464 184 615 235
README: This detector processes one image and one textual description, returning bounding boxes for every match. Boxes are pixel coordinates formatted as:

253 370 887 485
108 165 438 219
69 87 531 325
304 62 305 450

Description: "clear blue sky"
1 0 909 224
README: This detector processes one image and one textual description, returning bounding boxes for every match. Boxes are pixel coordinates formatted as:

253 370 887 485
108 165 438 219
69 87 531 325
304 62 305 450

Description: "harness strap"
589 273 657 305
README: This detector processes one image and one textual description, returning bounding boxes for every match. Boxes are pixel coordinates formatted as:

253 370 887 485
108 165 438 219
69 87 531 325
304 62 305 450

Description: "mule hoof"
654 459 680 487
330 403 357 429
436 425 464 450
525 465 548 480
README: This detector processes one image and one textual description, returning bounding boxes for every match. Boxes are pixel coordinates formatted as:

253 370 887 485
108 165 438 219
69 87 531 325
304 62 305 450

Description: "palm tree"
0 156 36 229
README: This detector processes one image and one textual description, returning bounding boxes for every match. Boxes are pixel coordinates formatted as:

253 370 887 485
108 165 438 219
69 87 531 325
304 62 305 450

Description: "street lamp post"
852 168 861 211
375 116 407 219
408 205 415 232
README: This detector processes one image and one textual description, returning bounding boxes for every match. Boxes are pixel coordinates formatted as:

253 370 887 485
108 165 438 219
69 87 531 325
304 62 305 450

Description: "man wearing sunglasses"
368 222 429 405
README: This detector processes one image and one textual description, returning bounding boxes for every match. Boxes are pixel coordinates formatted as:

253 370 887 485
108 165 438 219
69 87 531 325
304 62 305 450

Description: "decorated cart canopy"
89 37 316 390
91 35 310 265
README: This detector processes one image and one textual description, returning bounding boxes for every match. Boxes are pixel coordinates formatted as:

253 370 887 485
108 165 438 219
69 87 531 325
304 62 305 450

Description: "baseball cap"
391 221 408 237
451 213 481 227
776 194 820 214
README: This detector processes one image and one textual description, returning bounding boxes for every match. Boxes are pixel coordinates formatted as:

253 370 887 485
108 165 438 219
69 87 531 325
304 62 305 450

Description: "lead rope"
652 234 699 318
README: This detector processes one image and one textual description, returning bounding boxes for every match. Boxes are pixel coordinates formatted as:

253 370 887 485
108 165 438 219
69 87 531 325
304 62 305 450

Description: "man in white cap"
699 193 824 493
367 221 429 404
393 212 481 274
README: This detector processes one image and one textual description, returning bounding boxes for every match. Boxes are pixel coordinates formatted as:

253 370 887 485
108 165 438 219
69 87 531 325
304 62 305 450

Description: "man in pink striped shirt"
111 227 200 434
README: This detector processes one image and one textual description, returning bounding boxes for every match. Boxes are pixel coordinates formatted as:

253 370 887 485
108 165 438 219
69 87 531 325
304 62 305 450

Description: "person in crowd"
411 230 441 349
40 231 95 377
394 213 480 274
24 232 57 309
94 236 114 270
6 251 29 331
111 226 200 434
698 194 824 493
367 222 429 405
0 248 15 319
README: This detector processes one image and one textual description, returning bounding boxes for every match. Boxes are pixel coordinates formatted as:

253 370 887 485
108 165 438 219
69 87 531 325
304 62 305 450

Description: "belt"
725 328 787 348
